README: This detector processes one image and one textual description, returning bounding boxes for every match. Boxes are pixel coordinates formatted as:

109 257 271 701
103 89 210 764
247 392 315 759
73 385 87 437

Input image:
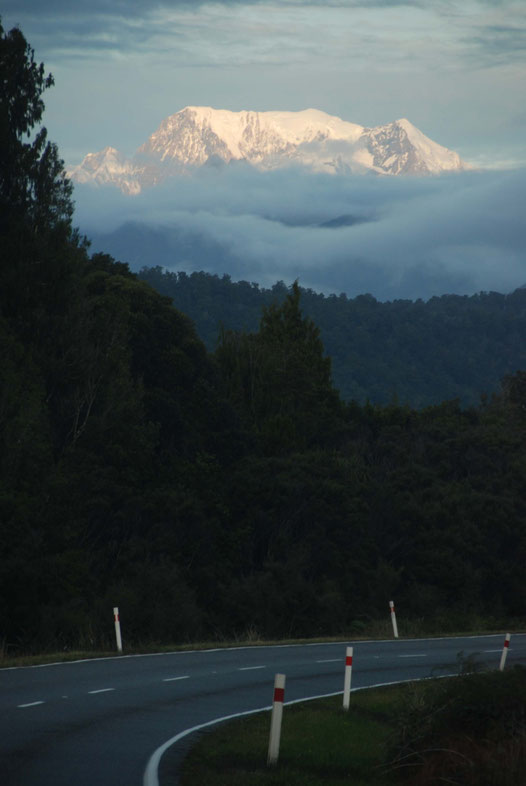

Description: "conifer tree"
0 20 73 237
217 282 343 453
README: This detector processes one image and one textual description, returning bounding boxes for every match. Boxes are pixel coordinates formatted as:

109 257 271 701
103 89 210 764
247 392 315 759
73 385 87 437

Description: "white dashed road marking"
238 666 266 671
163 676 190 682
18 701 45 708
88 688 115 694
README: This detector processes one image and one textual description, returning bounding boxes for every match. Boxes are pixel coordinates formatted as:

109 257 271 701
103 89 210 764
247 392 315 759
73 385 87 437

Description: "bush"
387 666 526 785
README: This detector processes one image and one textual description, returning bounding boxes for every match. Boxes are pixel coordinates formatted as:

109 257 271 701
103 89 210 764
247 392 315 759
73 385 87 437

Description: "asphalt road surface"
2 633 526 786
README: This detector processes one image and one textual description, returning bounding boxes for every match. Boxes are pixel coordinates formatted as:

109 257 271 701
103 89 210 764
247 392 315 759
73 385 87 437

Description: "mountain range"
69 107 469 194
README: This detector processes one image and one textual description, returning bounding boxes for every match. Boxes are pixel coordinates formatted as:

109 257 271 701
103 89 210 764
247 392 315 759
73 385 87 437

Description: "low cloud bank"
74 165 526 301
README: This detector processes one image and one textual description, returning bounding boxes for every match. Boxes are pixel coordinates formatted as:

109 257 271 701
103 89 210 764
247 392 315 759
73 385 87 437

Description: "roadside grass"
179 686 405 785
179 668 526 786
1 614 523 668
0 649 117 668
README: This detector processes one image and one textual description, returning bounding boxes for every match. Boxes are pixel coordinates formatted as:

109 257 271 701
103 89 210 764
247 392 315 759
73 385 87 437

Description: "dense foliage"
1 22 526 653
139 267 526 408
389 666 526 784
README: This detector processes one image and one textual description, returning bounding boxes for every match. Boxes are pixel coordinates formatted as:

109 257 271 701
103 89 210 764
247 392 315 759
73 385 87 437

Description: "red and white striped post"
267 673 286 767
499 633 510 671
389 600 399 638
113 607 123 652
343 646 353 710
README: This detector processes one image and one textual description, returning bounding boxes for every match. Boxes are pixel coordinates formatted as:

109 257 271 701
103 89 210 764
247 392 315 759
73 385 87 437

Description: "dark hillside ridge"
138 267 526 408
6 19 526 655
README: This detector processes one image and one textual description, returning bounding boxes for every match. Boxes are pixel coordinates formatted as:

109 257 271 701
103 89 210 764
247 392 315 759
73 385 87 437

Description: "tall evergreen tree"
216 282 344 453
0 19 84 339
0 20 73 237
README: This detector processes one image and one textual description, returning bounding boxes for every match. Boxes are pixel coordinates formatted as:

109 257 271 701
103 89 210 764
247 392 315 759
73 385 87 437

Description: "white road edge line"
2 633 512 672
88 688 115 694
163 676 190 682
142 673 457 786
316 658 341 663
18 701 45 708
238 666 266 671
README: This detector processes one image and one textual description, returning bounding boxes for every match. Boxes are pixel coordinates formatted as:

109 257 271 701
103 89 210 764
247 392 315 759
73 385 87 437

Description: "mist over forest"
76 165 526 302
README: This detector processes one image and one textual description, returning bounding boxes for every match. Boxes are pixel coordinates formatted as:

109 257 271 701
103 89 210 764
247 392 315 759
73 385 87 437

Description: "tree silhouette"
217 281 343 453
0 20 73 237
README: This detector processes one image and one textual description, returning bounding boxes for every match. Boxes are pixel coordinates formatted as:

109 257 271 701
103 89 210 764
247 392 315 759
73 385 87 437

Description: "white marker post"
343 646 353 711
267 673 286 767
113 607 123 652
389 600 399 639
499 633 510 671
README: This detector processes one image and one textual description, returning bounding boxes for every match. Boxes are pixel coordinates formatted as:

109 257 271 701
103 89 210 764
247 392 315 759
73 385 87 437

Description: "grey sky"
3 0 525 167
3 0 525 301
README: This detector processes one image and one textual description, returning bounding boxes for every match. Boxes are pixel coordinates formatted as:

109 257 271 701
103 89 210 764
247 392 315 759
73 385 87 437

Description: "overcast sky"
3 0 526 168
3 1 525 301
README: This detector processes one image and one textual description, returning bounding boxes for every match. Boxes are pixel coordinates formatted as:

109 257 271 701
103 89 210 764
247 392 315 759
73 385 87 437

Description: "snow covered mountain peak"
69 107 469 193
70 146 142 194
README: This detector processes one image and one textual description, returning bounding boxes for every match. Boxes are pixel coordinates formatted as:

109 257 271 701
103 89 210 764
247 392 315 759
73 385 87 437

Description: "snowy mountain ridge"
69 107 469 193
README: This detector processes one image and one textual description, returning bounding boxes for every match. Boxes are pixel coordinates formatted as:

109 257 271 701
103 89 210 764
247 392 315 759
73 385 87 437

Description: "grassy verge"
0 638 356 669
179 667 526 786
1 615 522 668
179 684 407 786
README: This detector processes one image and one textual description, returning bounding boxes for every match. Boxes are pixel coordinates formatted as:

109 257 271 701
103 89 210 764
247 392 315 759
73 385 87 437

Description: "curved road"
2 633 525 785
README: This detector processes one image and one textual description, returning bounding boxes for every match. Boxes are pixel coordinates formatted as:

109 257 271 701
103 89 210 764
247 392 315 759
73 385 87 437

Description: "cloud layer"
7 0 525 69
76 165 526 302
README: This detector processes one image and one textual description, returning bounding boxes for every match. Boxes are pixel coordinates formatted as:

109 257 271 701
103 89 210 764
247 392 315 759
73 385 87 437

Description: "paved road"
2 634 525 785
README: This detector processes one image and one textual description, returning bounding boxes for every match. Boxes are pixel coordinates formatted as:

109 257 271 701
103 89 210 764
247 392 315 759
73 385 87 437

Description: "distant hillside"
138 266 526 407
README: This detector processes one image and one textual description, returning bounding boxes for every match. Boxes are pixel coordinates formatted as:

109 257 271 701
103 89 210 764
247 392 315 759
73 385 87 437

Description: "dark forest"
139 266 526 408
2 21 526 654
